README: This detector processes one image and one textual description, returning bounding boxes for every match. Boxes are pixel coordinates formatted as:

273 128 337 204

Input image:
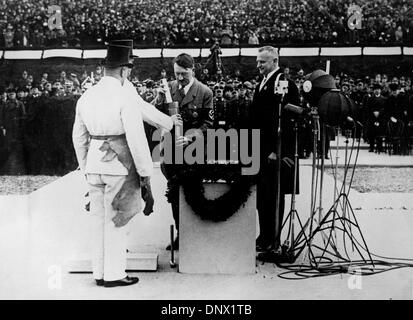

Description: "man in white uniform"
72 43 153 287
111 39 180 132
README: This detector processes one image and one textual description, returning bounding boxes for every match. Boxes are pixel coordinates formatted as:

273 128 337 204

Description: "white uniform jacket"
123 79 173 131
72 76 153 177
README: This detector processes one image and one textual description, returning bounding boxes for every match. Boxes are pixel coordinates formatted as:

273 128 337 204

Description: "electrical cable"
273 126 413 280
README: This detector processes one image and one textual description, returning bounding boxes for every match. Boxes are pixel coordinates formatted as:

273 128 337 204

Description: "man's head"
238 84 247 97
53 81 62 89
173 53 194 87
215 87 223 98
136 82 145 95
341 82 350 93
375 74 381 82
44 82 52 92
256 46 279 76
389 83 398 94
224 86 233 100
17 87 26 99
31 87 41 97
104 66 131 85
7 88 16 100
373 83 382 96
103 44 134 84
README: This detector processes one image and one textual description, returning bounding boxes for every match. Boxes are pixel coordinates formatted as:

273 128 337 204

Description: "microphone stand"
292 108 319 252
279 119 310 262
274 92 283 252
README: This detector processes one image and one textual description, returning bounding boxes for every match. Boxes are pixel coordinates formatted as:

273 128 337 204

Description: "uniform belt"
90 134 126 140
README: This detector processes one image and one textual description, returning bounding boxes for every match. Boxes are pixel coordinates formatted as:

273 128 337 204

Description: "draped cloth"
96 135 154 227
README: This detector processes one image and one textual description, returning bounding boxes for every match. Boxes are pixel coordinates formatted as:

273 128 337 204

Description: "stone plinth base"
179 184 256 274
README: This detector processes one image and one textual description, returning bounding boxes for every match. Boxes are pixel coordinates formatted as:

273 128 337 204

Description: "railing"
1 46 412 60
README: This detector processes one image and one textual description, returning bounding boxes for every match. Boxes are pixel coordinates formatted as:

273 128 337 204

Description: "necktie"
259 76 267 91
179 86 186 98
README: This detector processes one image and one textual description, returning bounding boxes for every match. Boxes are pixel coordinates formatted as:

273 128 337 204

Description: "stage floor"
0 146 412 299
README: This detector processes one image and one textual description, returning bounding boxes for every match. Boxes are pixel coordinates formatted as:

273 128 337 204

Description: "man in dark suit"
366 83 387 152
154 53 214 250
250 46 300 254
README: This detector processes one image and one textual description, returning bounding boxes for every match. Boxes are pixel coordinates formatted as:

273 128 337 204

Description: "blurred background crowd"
1 0 412 48
1 63 412 168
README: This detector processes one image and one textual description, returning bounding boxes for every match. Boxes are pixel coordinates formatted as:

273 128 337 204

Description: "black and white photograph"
0 0 413 304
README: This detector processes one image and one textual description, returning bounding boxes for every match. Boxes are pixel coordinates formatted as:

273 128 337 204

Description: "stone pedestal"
179 183 256 274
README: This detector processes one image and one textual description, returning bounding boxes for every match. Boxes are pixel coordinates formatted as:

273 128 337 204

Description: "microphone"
284 103 305 115
275 79 289 95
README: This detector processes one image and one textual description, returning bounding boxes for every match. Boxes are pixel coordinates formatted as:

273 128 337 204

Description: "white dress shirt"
123 79 173 131
180 77 195 95
259 67 280 91
72 76 153 177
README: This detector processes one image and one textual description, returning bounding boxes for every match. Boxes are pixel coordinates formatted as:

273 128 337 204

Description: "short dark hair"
173 53 194 69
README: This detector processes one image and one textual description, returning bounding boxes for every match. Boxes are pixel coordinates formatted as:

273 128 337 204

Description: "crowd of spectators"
0 60 412 175
1 0 412 49
1 63 412 146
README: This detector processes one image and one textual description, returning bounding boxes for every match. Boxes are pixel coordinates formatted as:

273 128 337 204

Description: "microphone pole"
274 79 289 252
274 92 283 251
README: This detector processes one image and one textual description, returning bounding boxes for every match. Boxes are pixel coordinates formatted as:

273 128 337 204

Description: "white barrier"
1 47 412 60
240 47 259 57
43 49 83 58
199 48 211 58
279 47 319 57
320 47 362 56
82 49 106 59
403 47 413 55
162 48 200 58
220 48 241 57
3 50 43 59
133 48 162 58
363 47 402 55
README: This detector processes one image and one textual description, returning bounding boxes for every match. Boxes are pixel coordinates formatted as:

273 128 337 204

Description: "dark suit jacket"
157 78 213 170
157 78 213 132
250 69 301 194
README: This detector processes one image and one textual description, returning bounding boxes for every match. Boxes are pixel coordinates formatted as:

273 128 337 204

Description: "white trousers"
87 174 128 281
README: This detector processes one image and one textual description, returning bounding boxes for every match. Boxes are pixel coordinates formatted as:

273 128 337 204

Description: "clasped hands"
170 113 190 147
171 113 183 126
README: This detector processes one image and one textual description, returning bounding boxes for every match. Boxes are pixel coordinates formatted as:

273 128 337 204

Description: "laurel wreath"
172 164 255 222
